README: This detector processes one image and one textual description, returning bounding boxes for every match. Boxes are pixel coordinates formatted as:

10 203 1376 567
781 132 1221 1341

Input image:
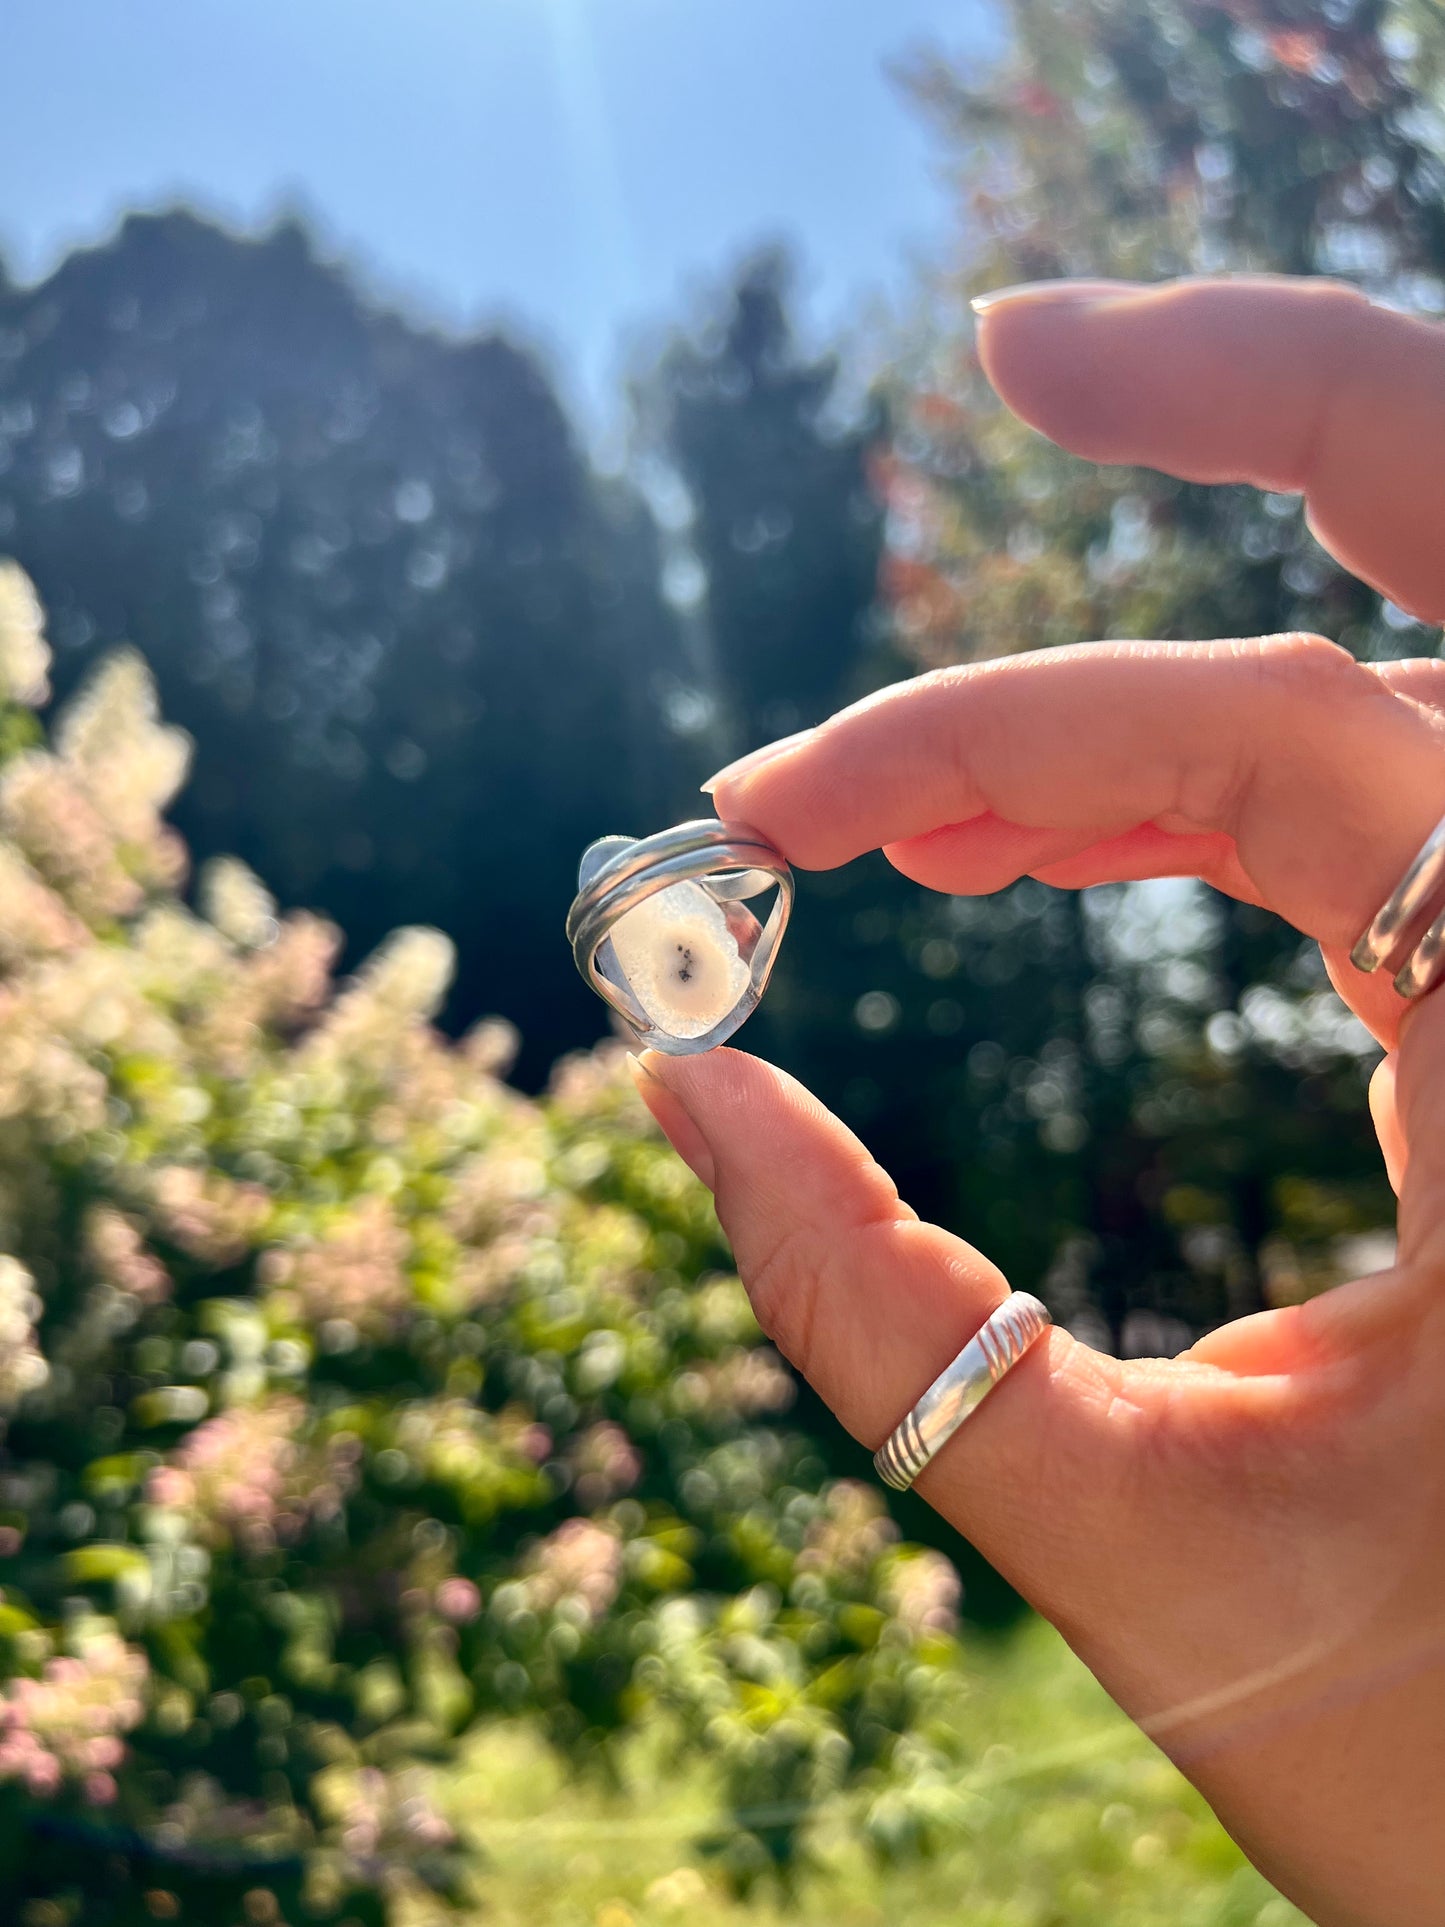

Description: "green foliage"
0 572 969 1923
441 1617 1305 1927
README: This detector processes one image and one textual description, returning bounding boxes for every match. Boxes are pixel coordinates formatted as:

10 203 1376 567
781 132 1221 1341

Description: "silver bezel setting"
565 819 794 1055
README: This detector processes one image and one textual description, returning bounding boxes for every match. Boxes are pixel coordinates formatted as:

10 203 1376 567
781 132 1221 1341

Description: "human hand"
630 278 1445 1927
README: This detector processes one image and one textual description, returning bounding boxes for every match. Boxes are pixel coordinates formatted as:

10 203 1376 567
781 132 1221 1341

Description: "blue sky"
1 0 991 432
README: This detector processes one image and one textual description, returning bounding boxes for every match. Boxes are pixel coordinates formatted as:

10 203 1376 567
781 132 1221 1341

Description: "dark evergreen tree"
636 257 945 1197
0 211 685 1087
640 252 887 747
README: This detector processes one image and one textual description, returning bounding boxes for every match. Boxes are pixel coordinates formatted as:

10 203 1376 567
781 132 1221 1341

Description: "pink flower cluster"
0 1627 147 1803
333 1766 454 1865
0 755 143 924
548 1042 632 1121
797 1480 900 1583
150 1165 270 1265
673 1346 795 1421
0 846 84 968
433 1577 482 1625
85 1203 171 1304
198 911 340 1071
260 1194 411 1334
240 913 337 1027
882 1550 962 1639
302 930 456 1101
520 1519 623 1624
460 1016 520 1079
445 1142 559 1308
567 1422 641 1509
149 1397 320 1550
0 650 188 921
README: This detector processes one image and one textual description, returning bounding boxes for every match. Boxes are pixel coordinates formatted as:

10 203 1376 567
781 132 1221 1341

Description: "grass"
440 1616 1309 1927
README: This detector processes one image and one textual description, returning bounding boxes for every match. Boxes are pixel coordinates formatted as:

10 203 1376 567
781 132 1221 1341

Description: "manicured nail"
626 1052 716 1190
701 727 815 797
970 278 1139 315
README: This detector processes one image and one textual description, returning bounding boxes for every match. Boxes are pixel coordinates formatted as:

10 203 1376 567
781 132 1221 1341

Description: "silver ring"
565 819 793 1055
1351 810 1445 998
874 1292 1052 1492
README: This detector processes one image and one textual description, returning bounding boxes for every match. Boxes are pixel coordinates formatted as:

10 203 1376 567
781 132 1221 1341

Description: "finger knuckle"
1205 634 1374 824
1238 629 1358 689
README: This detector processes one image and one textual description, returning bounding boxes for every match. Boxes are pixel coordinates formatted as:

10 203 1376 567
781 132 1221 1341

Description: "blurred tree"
640 251 886 749
636 255 928 1165
869 0 1443 1340
0 211 685 1089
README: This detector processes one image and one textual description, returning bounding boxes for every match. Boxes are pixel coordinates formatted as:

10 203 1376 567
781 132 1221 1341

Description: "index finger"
707 636 1445 956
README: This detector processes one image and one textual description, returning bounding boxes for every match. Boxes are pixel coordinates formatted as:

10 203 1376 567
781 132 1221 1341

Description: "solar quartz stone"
607 878 753 1041
571 827 791 1054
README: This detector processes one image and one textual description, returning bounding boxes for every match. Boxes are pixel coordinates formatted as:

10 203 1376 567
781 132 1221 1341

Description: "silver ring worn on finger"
873 1292 1052 1492
1351 809 1445 998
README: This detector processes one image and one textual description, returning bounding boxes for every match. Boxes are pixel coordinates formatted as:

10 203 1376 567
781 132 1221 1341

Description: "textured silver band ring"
874 1292 1052 1492
1350 810 1445 998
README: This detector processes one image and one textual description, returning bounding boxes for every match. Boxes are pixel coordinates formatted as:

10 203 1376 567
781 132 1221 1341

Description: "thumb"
629 1046 1152 1615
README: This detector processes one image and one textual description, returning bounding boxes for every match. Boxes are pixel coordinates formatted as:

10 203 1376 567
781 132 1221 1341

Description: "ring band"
564 818 793 1055
874 1292 1052 1492
1351 810 1445 998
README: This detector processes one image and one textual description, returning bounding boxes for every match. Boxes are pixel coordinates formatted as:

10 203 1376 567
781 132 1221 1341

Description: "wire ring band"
1351 810 1445 999
565 818 793 1055
874 1292 1052 1492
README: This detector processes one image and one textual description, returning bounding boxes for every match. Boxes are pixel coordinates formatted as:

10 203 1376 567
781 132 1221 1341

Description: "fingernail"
970 278 1139 315
701 727 815 797
626 1051 716 1190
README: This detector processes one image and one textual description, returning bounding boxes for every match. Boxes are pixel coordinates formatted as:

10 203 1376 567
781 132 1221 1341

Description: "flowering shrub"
0 565 968 1922
0 1620 147 1804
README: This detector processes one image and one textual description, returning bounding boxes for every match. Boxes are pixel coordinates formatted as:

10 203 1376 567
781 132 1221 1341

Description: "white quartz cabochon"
607 879 752 1040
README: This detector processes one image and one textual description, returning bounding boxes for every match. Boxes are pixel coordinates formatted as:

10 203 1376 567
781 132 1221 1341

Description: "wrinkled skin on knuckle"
1241 629 1356 676
1233 632 1368 756
1253 631 1427 740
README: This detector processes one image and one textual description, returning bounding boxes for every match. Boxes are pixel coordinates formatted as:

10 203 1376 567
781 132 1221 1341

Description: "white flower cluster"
0 1254 48 1410
0 651 189 929
198 854 279 950
0 560 51 708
